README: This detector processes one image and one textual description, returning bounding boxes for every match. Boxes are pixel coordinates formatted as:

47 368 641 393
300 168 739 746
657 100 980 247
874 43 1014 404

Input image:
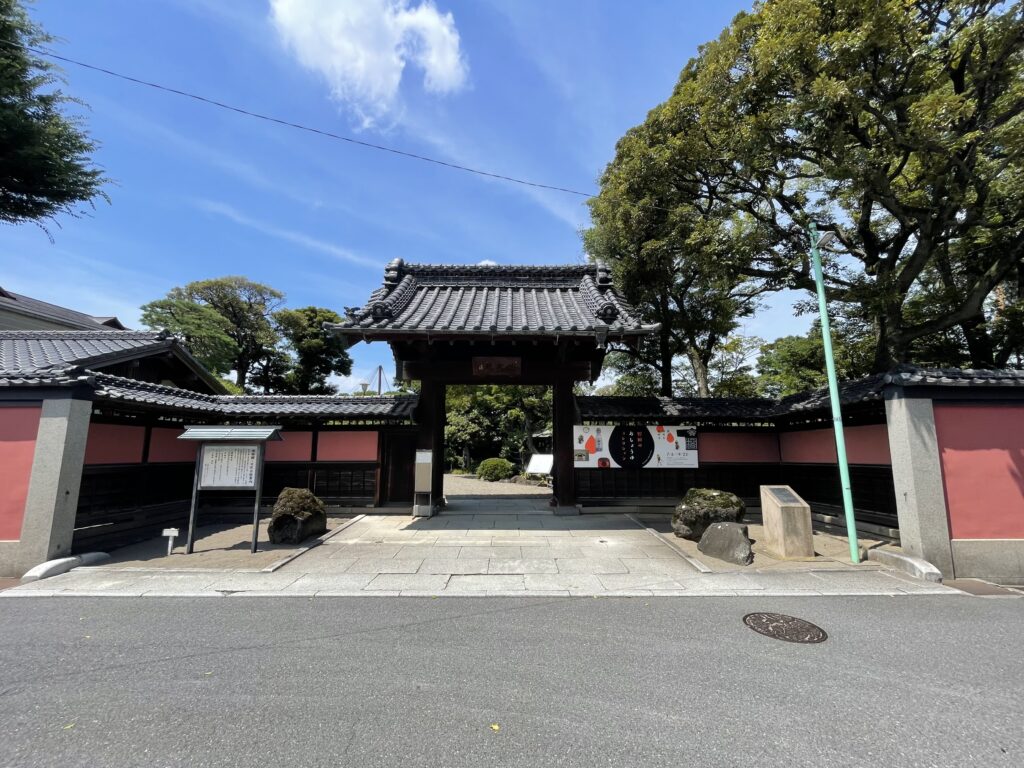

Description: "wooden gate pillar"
416 379 446 508
552 375 576 510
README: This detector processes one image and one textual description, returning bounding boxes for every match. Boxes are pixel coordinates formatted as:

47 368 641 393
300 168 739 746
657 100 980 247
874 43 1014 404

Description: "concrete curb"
261 514 367 572
868 548 943 583
625 513 713 574
21 552 109 582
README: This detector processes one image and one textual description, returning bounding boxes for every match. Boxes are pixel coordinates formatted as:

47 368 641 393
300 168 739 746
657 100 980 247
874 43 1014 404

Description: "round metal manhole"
743 612 828 644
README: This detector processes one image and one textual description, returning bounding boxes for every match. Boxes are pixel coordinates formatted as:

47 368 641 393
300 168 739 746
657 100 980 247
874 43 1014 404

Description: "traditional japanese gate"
328 260 657 511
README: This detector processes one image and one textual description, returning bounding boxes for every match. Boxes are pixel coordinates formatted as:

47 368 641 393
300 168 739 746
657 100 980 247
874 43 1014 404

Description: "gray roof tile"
0 287 126 330
93 373 417 422
0 330 171 373
330 260 657 340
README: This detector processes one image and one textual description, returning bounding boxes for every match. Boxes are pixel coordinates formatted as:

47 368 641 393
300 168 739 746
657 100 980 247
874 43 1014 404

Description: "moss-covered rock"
267 487 327 545
672 488 745 540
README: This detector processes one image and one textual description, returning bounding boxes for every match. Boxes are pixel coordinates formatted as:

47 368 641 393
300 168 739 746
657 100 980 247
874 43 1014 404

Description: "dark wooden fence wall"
72 422 416 554
573 422 899 530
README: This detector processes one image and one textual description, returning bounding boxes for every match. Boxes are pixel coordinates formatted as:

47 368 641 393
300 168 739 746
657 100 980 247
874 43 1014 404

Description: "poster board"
572 425 698 469
198 444 260 489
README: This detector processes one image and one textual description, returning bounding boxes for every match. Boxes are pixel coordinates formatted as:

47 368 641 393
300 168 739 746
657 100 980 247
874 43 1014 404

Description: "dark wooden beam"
552 375 576 509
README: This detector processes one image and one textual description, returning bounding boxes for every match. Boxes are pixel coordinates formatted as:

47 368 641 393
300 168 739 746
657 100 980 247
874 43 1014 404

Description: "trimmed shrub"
267 487 327 545
476 458 515 482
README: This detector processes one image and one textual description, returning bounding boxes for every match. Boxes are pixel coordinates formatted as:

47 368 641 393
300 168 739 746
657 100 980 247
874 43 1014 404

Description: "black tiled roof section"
0 330 171 373
0 287 125 330
884 365 1024 388
92 373 418 421
577 396 777 422
776 373 887 415
331 260 656 338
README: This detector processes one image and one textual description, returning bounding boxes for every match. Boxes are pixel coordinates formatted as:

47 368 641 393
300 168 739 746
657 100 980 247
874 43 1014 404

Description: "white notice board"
199 444 260 489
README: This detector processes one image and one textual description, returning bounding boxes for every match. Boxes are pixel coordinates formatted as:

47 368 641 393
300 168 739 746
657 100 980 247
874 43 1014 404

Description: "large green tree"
140 298 239 377
272 306 352 394
585 114 772 396
444 385 551 470
667 0 1024 370
141 277 352 394
0 0 106 227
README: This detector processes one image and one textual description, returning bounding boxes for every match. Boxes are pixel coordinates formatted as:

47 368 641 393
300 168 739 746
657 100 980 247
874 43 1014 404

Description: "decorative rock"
267 487 327 545
698 523 754 566
672 488 746 540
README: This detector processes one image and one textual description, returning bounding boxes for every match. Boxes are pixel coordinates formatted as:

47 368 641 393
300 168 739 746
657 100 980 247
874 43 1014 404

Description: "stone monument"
760 485 815 560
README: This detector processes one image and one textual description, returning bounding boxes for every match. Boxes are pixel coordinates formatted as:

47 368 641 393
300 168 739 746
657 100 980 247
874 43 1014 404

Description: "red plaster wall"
84 423 145 465
0 404 42 540
698 432 780 463
934 404 1024 539
148 427 198 463
265 431 313 462
317 431 378 461
779 425 891 465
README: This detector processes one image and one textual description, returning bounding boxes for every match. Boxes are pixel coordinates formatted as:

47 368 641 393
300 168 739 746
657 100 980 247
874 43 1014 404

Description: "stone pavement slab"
2 504 962 598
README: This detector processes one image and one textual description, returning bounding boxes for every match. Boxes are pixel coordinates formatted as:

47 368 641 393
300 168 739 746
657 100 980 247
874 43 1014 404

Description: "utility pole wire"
3 40 596 198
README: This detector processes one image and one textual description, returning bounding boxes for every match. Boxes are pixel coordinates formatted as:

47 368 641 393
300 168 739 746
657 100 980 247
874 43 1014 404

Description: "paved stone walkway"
5 510 958 597
444 473 550 497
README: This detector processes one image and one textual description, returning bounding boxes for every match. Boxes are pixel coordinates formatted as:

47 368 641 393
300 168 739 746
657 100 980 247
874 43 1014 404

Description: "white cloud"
269 0 468 127
193 198 382 269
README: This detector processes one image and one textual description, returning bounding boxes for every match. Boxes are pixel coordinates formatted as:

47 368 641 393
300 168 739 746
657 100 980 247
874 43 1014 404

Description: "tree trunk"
961 312 996 368
687 349 711 397
657 326 674 396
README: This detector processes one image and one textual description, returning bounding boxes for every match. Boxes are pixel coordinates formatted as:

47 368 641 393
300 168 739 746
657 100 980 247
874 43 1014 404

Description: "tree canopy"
141 277 352 394
0 0 107 228
587 0 1024 379
444 385 551 471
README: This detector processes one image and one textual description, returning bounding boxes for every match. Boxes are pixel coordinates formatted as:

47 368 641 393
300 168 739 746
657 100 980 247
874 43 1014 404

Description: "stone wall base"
951 539 1024 585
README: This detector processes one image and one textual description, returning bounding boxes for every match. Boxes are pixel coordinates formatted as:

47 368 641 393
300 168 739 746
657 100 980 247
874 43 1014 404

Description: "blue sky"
3 0 810 390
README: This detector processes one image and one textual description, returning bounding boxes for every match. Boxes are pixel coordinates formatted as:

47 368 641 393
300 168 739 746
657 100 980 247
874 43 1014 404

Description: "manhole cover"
743 612 827 644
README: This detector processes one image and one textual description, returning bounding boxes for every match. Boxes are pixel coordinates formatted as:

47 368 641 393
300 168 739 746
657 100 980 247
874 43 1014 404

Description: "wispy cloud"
270 0 469 129
193 198 382 268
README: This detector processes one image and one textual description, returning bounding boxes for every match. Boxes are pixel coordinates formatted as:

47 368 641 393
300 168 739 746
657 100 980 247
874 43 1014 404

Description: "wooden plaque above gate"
472 356 522 377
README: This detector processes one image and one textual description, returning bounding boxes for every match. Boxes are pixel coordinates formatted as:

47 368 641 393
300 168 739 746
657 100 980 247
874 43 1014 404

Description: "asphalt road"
1 595 1021 767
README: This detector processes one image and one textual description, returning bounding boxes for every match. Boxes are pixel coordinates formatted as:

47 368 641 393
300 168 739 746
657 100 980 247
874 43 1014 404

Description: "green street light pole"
808 222 861 563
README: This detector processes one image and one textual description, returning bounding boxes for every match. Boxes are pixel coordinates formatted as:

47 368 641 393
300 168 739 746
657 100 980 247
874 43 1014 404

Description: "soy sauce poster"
572 425 698 469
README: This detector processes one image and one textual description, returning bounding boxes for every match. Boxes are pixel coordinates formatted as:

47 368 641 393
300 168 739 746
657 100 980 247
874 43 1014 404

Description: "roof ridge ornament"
383 258 405 287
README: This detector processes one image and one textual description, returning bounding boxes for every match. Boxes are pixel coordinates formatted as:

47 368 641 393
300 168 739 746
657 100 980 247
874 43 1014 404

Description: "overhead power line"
5 41 595 198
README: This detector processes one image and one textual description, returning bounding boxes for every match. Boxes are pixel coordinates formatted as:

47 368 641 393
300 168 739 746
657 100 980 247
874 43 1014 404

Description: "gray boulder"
267 487 327 545
672 488 745 540
698 522 754 566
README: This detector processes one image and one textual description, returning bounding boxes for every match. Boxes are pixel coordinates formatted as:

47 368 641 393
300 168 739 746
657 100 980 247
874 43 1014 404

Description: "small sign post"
162 528 179 556
177 426 282 555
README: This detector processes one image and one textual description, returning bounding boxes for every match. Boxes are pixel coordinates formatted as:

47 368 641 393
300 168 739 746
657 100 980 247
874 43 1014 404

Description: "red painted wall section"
318 431 378 461
84 423 145 465
779 425 891 465
265 431 313 462
0 404 42 541
934 404 1024 539
148 427 198 463
698 432 780 463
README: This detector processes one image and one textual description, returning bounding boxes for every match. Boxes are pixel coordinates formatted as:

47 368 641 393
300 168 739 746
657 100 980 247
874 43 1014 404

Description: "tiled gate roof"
329 260 658 341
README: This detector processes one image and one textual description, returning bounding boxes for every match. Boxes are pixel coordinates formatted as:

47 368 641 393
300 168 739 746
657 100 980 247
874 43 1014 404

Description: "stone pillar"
0 394 91 577
884 393 954 576
552 376 576 511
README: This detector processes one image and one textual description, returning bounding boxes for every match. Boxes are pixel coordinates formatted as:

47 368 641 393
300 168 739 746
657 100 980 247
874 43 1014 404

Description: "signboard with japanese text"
572 425 698 469
198 444 260 489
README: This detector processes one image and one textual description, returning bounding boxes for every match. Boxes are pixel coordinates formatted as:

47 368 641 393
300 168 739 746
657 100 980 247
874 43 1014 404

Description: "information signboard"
572 425 698 469
198 444 260 489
